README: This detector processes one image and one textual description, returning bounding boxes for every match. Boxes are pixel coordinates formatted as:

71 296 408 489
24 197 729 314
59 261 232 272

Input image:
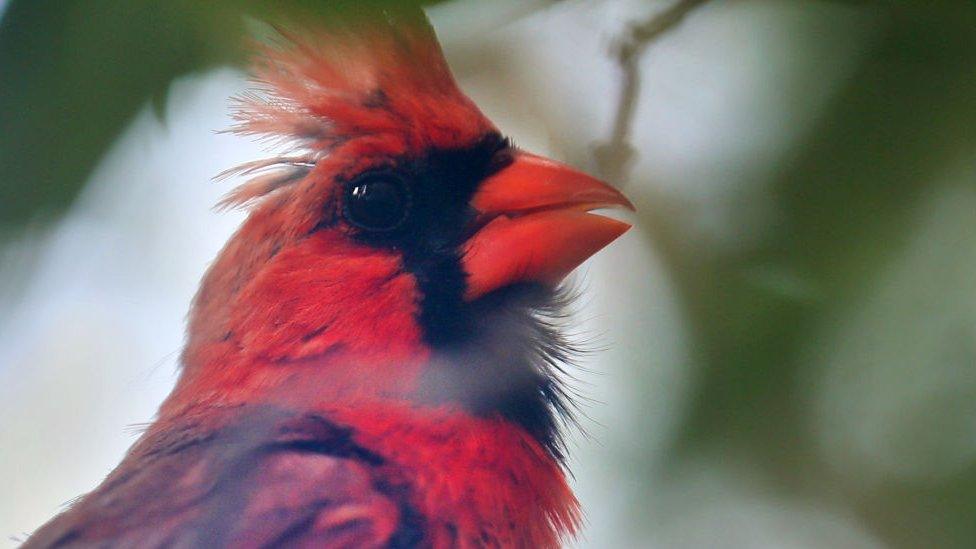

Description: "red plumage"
26 7 631 548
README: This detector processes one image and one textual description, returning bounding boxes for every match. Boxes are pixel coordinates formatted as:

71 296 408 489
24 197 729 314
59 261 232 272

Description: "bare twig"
593 0 710 186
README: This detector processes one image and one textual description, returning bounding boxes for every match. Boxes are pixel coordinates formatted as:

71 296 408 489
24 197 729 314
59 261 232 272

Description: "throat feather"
411 284 581 463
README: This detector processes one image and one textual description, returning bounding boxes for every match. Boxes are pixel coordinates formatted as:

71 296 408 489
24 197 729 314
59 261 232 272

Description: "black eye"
342 174 412 232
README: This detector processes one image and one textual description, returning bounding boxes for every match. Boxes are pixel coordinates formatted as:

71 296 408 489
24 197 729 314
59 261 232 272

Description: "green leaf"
0 0 463 234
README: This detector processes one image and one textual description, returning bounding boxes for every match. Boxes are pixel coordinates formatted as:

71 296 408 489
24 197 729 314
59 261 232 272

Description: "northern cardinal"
25 7 631 548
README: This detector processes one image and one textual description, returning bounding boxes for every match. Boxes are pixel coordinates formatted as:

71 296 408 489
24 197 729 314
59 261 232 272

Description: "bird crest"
219 9 492 209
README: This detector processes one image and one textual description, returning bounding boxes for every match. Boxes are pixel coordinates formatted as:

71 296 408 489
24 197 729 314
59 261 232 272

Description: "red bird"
25 8 631 549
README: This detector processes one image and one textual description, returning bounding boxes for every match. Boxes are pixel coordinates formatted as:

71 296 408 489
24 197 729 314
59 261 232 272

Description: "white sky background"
0 71 253 542
0 1 901 547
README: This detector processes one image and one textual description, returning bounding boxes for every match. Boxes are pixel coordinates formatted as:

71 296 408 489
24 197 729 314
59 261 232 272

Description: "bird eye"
342 174 412 232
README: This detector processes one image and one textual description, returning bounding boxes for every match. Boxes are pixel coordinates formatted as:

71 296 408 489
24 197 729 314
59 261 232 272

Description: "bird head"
175 8 631 456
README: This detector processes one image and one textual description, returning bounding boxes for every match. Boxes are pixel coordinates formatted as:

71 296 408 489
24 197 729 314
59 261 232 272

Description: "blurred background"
1 1 974 547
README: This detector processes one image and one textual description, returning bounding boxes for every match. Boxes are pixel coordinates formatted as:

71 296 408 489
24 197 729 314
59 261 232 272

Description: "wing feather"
24 407 419 549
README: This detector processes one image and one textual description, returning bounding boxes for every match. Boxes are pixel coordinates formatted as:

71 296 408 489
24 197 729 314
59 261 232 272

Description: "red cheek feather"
172 231 431 410
233 232 424 364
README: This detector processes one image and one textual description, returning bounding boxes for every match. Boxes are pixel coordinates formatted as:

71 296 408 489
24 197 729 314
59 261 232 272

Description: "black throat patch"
414 284 580 463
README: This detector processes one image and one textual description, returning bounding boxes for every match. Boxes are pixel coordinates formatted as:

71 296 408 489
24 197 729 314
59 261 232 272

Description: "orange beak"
461 152 634 301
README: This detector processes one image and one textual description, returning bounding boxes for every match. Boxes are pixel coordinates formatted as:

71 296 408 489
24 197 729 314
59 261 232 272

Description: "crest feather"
220 8 492 209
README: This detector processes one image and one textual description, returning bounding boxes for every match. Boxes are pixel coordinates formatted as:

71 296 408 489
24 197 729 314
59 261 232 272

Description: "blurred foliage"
667 1 976 445
0 0 473 234
616 2 976 547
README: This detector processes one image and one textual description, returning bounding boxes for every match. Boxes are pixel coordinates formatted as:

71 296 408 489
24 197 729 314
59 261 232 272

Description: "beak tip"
607 184 636 212
597 214 633 246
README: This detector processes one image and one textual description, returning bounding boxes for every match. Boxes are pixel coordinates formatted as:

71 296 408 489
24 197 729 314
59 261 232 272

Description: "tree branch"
593 0 710 186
